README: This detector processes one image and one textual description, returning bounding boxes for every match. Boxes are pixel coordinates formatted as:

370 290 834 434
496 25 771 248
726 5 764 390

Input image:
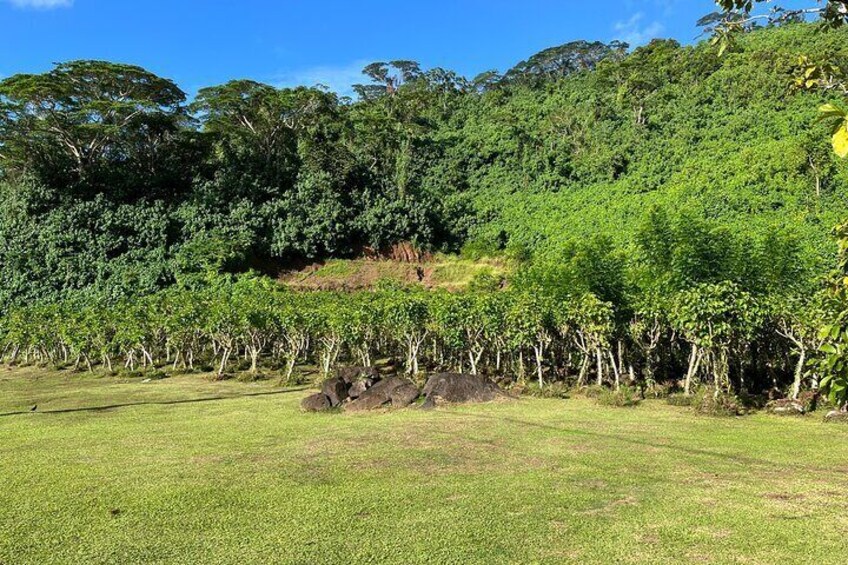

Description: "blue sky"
1 0 727 97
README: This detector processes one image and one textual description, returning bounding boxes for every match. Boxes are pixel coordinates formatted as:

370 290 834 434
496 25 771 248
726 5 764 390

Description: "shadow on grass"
0 387 310 418
438 409 844 476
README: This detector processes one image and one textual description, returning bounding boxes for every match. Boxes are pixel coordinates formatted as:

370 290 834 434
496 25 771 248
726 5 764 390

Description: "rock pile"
301 369 504 412
824 410 848 423
766 391 818 416
766 398 807 416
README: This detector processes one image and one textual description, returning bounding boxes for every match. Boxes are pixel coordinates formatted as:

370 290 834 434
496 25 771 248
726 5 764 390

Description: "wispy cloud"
273 60 371 98
624 0 679 18
6 0 73 9
613 12 665 47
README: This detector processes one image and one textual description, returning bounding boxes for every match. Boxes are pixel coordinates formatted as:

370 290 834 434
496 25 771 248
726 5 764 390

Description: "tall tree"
0 60 186 187
502 40 629 86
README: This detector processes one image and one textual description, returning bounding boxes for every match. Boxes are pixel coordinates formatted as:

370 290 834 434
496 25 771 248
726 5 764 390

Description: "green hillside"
1 24 847 303
459 25 848 273
3 22 848 403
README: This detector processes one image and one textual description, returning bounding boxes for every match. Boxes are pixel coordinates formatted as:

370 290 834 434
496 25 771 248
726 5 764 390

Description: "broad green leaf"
819 103 846 119
833 123 848 159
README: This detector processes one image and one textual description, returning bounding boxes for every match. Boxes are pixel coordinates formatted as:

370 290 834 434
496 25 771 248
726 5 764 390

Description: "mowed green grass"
1 368 847 564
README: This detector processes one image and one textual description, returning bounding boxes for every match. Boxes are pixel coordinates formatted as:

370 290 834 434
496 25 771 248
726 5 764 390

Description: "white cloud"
274 60 371 98
613 13 665 48
6 0 73 9
624 0 679 18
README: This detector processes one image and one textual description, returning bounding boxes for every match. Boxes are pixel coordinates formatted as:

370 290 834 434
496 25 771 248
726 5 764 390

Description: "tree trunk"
277 356 298 387
608 350 621 391
517 351 526 383
533 344 544 387
596 348 604 387
577 355 590 386
218 348 231 378
684 345 700 396
249 348 260 373
791 347 806 401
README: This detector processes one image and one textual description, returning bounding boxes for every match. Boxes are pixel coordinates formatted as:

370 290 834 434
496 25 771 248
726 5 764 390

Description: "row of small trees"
0 275 838 402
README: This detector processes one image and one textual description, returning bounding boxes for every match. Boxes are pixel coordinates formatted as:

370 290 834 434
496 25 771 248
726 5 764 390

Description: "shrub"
738 391 770 410
643 383 672 399
208 372 233 382
579 385 605 399
692 388 744 417
460 238 501 261
798 391 820 413
234 359 253 372
666 393 694 407
237 371 268 383
523 381 571 399
147 370 169 381
597 387 641 407
467 271 504 292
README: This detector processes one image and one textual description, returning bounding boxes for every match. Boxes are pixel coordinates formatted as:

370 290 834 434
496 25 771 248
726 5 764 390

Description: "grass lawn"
1 368 847 564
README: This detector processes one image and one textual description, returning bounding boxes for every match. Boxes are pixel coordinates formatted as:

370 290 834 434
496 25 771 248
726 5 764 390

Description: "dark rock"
391 383 420 407
321 377 349 407
346 377 417 412
767 399 806 416
348 378 375 399
825 410 848 423
301 393 331 412
421 373 502 409
335 366 381 384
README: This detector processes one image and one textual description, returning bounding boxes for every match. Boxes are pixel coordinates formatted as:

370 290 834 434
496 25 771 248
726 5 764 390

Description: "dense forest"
2 21 848 410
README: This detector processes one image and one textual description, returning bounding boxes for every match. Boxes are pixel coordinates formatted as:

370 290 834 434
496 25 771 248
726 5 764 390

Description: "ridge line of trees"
0 270 841 408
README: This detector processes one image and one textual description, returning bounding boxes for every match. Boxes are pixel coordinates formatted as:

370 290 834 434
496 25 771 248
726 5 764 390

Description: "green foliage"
3 24 848 403
667 393 695 407
522 381 571 399
813 221 848 410
597 387 641 407
1 25 847 307
691 388 745 417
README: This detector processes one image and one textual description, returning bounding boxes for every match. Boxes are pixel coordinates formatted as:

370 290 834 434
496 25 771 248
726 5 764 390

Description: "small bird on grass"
30 405 37 412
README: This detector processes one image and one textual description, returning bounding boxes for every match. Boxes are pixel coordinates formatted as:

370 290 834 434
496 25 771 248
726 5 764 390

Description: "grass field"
1 368 847 564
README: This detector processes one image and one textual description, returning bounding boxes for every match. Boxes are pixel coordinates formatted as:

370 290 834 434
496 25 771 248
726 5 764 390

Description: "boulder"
336 366 381 384
348 378 375 399
825 410 848 423
301 393 331 412
321 377 349 407
767 399 806 416
421 373 502 409
391 382 421 407
346 377 418 412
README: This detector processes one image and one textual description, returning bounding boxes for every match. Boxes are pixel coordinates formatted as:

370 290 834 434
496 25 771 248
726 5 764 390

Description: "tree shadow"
0 387 309 418
436 409 843 476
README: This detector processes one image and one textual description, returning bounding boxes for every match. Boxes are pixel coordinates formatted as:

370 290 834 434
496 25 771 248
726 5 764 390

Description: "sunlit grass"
1 367 847 564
